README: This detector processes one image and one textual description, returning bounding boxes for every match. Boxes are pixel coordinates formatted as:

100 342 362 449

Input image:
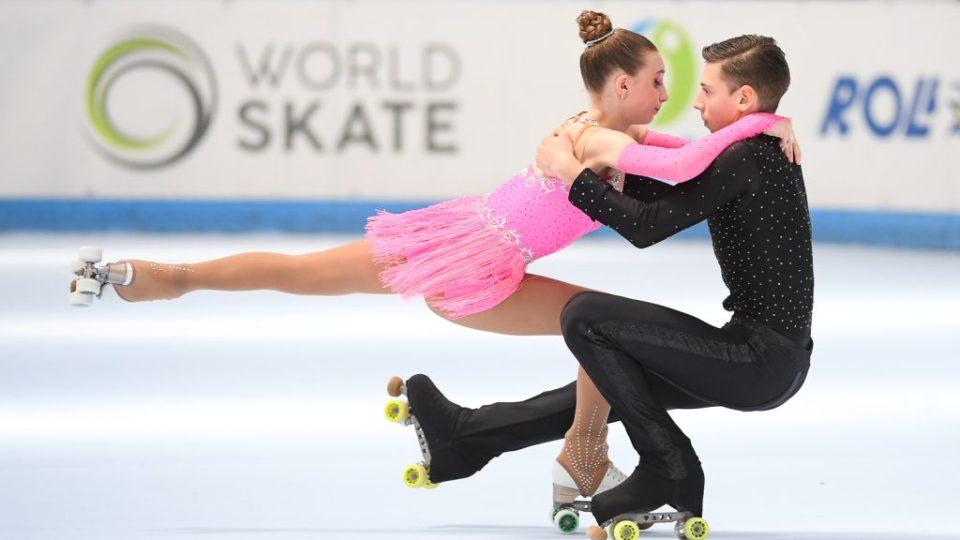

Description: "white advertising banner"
0 1 957 212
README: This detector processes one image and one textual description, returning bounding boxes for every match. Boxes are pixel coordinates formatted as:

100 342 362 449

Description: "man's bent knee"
561 291 615 346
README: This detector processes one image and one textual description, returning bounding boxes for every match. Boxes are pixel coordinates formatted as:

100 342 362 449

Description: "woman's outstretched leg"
113 240 390 301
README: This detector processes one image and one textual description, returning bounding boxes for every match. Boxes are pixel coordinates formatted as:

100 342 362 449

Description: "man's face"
692 62 743 132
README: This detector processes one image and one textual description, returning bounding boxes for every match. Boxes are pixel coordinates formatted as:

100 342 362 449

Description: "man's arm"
569 142 760 248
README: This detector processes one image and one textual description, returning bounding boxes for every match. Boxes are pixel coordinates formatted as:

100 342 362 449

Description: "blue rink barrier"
1 198 958 251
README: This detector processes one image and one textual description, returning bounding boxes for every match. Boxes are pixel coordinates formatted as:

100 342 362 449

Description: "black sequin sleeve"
568 141 758 248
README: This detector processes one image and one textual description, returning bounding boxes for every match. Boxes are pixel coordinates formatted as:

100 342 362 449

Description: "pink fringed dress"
365 112 783 318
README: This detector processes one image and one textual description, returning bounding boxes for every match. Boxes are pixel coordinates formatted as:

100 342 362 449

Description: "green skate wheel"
402 463 428 488
613 520 640 540
680 517 709 540
384 399 409 423
552 508 579 534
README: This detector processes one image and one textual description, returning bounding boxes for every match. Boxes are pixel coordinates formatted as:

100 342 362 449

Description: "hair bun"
577 10 613 43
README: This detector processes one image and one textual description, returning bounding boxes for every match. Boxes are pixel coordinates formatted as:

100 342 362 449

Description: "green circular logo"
85 25 217 169
631 19 697 127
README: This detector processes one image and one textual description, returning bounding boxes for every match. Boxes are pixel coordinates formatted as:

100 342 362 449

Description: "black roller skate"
383 374 480 488
584 464 709 540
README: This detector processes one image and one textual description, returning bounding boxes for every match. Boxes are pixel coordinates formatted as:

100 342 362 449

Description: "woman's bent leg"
427 275 615 495
556 367 615 496
428 273 589 335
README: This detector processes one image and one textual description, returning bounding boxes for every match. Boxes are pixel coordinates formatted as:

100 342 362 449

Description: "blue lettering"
820 76 858 136
863 77 901 138
905 77 938 138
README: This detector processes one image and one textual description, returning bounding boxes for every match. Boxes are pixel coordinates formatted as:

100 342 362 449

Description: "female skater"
80 11 799 511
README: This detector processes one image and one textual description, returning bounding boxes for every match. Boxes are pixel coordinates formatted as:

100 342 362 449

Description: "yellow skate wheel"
384 399 409 423
682 517 709 540
613 520 641 540
423 479 439 489
387 376 405 397
402 463 428 488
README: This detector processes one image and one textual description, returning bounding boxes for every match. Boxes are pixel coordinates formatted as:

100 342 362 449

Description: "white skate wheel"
71 259 86 275
78 246 102 263
75 278 101 295
552 508 579 534
70 290 94 307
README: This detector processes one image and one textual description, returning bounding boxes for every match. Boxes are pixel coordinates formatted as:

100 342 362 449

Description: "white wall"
0 1 957 212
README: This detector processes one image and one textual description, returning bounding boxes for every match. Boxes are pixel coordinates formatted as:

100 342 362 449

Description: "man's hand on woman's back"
535 127 582 186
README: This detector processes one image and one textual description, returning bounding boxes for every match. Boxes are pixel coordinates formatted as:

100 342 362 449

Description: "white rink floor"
1 233 958 540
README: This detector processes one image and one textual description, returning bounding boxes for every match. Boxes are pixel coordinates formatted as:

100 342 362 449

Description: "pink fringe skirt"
365 196 529 318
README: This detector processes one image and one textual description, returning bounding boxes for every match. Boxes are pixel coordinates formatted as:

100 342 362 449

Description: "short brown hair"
701 35 790 112
577 11 658 93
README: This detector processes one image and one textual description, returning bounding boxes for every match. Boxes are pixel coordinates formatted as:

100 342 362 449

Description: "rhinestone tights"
556 367 612 496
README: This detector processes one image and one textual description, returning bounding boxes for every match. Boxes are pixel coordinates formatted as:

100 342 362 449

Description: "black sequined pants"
561 291 812 480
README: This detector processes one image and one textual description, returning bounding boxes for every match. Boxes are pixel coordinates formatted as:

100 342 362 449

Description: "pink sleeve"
643 130 689 148
617 112 785 185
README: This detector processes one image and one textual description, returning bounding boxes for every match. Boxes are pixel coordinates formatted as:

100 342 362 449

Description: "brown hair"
577 11 658 94
701 35 790 112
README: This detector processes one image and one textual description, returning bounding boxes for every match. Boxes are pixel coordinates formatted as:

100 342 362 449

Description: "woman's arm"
627 125 690 148
644 130 691 148
582 112 787 185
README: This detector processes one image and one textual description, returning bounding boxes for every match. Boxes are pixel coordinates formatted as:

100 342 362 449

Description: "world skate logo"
630 19 698 128
84 25 218 169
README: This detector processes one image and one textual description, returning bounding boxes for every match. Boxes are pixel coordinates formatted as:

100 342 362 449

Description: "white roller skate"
383 376 438 490
68 246 132 307
552 460 629 534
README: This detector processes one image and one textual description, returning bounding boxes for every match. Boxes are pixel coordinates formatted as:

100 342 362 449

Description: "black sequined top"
568 135 814 341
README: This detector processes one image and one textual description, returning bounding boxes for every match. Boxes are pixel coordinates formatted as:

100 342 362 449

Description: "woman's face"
616 51 669 125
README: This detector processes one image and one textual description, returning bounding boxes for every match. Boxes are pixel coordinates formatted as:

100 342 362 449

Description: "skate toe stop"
387 376 404 397
586 525 607 540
